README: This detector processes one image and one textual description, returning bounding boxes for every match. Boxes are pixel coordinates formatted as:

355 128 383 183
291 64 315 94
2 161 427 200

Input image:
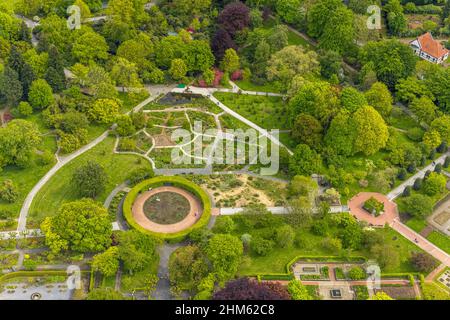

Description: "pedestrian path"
387 152 449 200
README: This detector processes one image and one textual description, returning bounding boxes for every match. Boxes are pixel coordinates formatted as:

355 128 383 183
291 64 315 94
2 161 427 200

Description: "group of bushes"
401 160 449 218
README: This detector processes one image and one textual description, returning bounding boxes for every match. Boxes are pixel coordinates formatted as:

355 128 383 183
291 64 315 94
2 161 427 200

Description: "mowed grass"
214 93 289 130
0 128 57 219
28 136 151 226
405 217 428 233
223 212 424 275
427 231 450 254
234 79 282 93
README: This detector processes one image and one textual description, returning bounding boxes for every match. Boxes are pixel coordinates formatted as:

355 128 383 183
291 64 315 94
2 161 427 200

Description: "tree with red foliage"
213 278 291 300
410 252 438 273
211 28 237 61
218 2 250 37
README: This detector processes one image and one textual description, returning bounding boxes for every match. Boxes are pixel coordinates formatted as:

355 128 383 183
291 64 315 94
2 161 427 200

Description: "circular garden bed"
123 176 211 241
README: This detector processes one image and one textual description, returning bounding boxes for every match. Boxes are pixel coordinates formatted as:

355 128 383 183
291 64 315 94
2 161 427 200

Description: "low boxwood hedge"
122 176 212 241
0 270 91 284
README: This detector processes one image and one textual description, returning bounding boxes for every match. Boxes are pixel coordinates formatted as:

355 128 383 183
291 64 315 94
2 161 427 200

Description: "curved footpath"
17 87 173 232
132 186 203 234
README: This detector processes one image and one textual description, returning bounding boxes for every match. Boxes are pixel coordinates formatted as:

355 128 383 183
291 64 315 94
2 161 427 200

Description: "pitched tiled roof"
417 32 450 58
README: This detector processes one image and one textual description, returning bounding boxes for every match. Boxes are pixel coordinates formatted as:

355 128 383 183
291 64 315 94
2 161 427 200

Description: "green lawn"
234 79 282 94
28 136 151 226
427 231 450 254
405 217 428 233
0 128 57 220
214 93 289 130
225 213 424 275
263 17 311 48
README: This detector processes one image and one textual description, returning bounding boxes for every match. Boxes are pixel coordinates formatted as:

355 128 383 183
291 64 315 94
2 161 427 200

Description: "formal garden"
1 0 450 302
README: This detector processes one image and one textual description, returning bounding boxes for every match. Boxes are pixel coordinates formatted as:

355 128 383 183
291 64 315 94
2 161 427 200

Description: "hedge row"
285 255 367 273
122 176 212 241
0 270 82 284
248 256 367 281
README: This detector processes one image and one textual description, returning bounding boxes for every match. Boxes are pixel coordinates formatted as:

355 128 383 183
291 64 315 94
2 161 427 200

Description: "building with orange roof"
410 32 449 64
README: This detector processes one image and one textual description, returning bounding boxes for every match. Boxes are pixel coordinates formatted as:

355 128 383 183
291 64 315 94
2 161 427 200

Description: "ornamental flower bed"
363 197 385 217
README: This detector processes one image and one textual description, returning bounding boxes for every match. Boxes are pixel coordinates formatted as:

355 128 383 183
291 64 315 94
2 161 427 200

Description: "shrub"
407 164 416 173
126 167 154 186
423 172 446 196
434 163 442 173
397 168 407 180
0 180 19 203
410 252 438 273
348 266 366 280
118 138 136 151
444 156 450 168
17 101 33 117
213 216 235 234
413 178 422 191
406 127 424 142
402 186 411 197
251 236 274 256
275 225 295 248
403 194 434 217
363 197 384 216
437 141 447 153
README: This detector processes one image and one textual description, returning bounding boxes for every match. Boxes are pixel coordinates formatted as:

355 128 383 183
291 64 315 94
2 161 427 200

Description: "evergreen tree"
0 67 23 107
7 46 35 99
45 46 66 92
18 21 31 44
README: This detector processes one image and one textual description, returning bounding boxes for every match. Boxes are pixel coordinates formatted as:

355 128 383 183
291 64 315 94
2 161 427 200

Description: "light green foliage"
92 246 120 277
289 80 339 126
410 96 438 125
111 57 142 90
169 58 188 81
87 99 120 124
17 101 33 117
0 120 41 168
220 48 240 74
0 179 19 203
267 46 319 88
364 82 393 118
352 106 389 156
287 280 312 300
205 234 243 283
289 144 322 176
28 79 54 110
341 87 367 113
423 172 447 196
72 28 109 64
41 199 112 254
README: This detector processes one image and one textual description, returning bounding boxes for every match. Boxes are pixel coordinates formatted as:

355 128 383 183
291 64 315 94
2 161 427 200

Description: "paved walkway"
132 186 203 234
348 192 399 227
153 243 184 300
17 87 172 232
387 152 449 200
171 86 293 156
391 219 450 266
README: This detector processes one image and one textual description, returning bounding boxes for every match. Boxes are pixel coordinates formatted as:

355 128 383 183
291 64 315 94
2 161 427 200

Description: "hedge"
285 255 367 273
249 256 367 281
122 176 212 241
0 270 89 284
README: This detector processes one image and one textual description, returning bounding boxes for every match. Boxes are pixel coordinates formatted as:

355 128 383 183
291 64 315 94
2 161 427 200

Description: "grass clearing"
214 93 289 130
28 136 151 226
427 231 450 254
